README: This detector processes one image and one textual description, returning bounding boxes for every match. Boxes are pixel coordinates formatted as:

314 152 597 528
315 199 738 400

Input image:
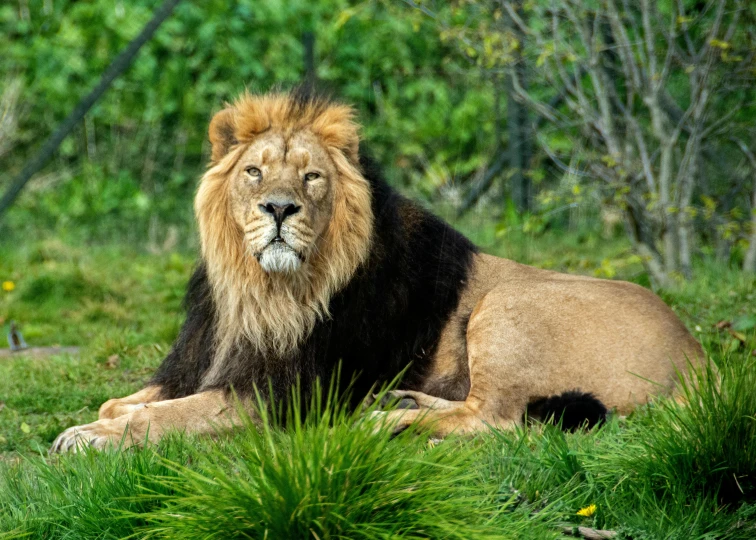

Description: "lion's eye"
245 167 262 179
304 172 320 182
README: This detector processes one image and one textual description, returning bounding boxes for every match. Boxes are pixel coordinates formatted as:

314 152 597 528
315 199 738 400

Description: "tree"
496 0 756 285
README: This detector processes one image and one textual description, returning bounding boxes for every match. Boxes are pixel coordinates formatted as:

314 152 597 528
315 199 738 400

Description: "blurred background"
1 0 755 340
2 1 756 277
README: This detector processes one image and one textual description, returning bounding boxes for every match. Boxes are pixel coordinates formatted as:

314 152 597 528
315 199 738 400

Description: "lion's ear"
209 108 238 162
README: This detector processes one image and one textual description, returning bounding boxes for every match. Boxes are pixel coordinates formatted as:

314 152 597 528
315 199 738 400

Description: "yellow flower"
2 281 15 292
577 504 597 517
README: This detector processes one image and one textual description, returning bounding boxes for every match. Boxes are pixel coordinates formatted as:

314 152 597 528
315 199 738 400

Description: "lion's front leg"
51 390 239 453
98 386 164 420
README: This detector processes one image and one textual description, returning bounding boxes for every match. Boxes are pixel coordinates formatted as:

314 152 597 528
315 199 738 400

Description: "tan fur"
376 254 704 436
98 386 163 420
52 390 233 452
52 92 704 453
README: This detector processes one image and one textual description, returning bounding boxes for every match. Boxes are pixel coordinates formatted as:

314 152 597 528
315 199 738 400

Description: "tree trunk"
659 143 678 273
505 1 531 213
623 198 673 289
678 143 699 279
302 31 316 92
743 167 756 272
728 137 756 272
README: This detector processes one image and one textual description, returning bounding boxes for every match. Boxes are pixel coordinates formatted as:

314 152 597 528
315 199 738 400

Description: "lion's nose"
259 201 301 229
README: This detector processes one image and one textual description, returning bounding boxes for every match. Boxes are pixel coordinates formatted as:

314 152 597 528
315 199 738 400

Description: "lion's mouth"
265 236 304 260
255 237 306 273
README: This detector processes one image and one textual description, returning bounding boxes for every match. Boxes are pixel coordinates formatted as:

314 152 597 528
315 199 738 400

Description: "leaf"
728 329 747 343
334 7 359 30
536 43 554 67
709 39 731 50
20 422 30 434
732 315 756 332
601 155 617 168
701 195 717 219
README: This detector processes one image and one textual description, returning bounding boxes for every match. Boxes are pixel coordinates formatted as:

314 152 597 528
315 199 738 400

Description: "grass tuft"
0 440 187 539
616 353 756 505
134 384 524 539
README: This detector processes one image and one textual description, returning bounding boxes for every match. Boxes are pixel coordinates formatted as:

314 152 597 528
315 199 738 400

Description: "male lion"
52 90 703 452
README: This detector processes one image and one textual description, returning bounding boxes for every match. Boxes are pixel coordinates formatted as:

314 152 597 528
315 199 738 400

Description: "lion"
52 89 704 452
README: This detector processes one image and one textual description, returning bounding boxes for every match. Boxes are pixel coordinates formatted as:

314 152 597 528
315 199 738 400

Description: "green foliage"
0 383 550 539
479 352 756 539
0 0 494 236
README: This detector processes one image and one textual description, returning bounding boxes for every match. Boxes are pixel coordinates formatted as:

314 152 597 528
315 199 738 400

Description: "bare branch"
605 0 642 95
509 68 570 124
676 0 697 58
641 0 658 83
537 135 594 178
499 0 531 36
621 104 657 192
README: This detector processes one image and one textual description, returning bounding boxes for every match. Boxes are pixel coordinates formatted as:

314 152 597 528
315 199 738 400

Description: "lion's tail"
527 390 608 431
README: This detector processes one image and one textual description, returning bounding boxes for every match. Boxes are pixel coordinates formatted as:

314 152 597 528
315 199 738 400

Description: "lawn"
0 225 754 539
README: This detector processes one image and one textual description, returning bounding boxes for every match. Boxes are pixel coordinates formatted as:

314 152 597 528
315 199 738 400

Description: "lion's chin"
258 243 303 274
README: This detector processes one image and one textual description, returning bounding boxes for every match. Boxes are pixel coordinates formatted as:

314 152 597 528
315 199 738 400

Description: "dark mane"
151 154 478 406
284 85 335 124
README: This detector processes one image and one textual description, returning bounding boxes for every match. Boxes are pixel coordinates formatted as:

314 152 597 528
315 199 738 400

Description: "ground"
0 224 754 539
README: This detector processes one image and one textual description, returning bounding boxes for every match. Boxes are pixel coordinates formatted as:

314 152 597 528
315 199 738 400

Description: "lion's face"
228 130 337 274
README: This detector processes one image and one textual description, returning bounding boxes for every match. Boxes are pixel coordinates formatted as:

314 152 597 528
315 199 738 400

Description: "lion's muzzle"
250 198 309 274
258 241 303 273
258 200 301 230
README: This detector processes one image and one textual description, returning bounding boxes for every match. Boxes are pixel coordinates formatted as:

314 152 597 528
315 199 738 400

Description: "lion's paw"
367 410 415 436
373 391 419 411
50 419 125 454
99 399 147 420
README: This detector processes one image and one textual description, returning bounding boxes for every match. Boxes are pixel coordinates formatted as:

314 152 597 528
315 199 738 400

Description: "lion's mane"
195 92 374 382
152 90 478 404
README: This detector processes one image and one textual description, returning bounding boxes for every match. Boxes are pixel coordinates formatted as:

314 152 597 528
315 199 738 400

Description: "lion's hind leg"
371 400 519 438
378 389 458 410
372 388 521 437
372 289 545 438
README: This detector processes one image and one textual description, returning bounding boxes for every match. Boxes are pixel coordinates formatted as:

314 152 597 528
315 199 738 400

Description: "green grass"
0 228 755 538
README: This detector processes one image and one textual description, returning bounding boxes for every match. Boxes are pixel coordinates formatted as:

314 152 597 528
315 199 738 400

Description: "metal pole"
0 0 184 220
